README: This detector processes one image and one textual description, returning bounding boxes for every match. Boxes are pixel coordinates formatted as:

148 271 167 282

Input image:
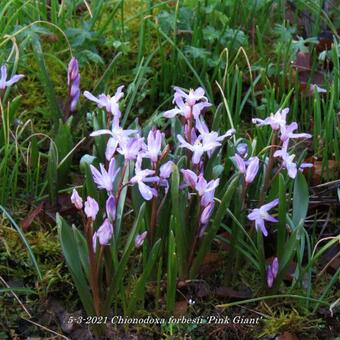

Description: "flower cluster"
67 57 80 113
253 108 312 179
71 188 115 251
267 257 279 288
164 86 235 236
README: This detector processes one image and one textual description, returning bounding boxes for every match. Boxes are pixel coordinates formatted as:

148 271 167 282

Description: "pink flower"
196 117 235 156
84 196 99 221
106 195 116 222
163 86 211 120
144 129 163 162
245 157 259 184
177 134 220 164
0 64 24 90
135 231 147 248
92 218 113 251
267 257 279 288
71 188 83 210
117 137 145 161
130 156 159 201
247 199 279 237
84 85 124 117
90 158 120 192
67 57 80 112
90 118 138 160
252 108 289 131
280 122 312 142
234 154 259 184
181 170 219 207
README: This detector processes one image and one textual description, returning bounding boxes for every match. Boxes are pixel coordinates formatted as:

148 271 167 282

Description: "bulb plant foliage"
57 58 315 333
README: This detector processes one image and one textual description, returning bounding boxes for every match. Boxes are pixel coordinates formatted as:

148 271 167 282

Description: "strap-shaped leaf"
171 165 187 278
167 228 177 313
190 174 239 278
292 172 309 227
57 214 95 316
127 239 161 314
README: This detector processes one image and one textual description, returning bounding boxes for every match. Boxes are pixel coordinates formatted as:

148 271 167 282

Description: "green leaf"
31 36 62 126
190 174 239 278
127 239 161 314
167 228 177 313
72 226 89 278
0 205 42 281
171 165 187 278
47 141 58 206
57 214 95 316
292 172 309 227
106 203 146 309
55 121 73 186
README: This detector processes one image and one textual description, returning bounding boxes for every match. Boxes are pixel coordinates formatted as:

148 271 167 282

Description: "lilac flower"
160 161 174 179
234 155 259 184
181 169 198 188
92 218 113 251
281 153 297 179
195 175 220 207
0 64 24 90
67 57 80 112
245 157 260 184
130 156 159 200
71 188 83 209
247 199 279 237
184 123 198 142
84 85 124 117
164 86 211 120
135 231 148 248
84 196 99 221
274 145 298 179
106 195 116 222
198 202 215 237
159 160 174 192
267 257 279 288
252 108 289 130
196 117 235 156
144 129 163 163
307 84 327 96
299 162 313 172
236 143 248 157
164 96 191 119
181 170 219 207
117 137 145 161
177 134 220 164
90 158 120 192
90 118 138 160
174 86 208 106
234 154 246 173
280 122 312 142
200 202 215 227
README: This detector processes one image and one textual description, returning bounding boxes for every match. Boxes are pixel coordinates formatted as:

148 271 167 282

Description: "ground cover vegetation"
0 0 339 338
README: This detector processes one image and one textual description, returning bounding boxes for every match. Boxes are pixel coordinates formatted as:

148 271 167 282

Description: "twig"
0 276 31 318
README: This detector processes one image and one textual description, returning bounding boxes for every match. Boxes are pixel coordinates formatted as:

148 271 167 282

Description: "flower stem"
84 219 101 316
116 160 128 201
259 133 277 205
